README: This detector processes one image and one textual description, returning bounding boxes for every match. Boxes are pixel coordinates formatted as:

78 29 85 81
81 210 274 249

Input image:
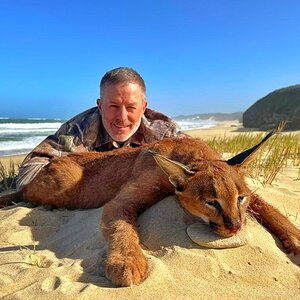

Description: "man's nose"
116 106 128 121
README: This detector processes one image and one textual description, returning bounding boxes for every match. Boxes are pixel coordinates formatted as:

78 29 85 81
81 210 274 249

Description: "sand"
0 122 299 299
0 154 26 171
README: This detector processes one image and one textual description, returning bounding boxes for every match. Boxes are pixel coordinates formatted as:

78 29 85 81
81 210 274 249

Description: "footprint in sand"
41 276 62 292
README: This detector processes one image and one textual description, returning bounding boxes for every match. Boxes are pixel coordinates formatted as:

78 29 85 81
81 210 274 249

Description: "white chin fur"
194 213 209 224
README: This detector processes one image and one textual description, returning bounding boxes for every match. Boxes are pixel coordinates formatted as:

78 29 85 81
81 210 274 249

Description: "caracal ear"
148 151 195 191
227 130 276 173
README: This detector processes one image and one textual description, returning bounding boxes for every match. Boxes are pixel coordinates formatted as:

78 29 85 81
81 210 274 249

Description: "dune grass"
205 132 300 185
0 160 18 193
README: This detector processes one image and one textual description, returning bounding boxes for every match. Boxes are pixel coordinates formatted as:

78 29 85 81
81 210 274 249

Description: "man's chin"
105 121 141 143
113 136 130 143
110 130 133 143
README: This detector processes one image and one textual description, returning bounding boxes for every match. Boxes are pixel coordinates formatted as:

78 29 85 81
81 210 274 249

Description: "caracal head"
152 131 275 237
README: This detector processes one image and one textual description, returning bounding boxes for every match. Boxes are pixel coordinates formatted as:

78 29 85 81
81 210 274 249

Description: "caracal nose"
224 218 241 234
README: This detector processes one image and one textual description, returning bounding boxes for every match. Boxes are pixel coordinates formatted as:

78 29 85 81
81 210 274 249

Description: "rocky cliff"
243 84 300 130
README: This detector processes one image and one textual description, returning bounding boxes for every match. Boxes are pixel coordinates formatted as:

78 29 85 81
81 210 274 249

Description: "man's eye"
206 200 222 211
127 106 137 111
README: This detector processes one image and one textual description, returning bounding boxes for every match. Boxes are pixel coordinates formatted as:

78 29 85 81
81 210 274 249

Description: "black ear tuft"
227 130 275 166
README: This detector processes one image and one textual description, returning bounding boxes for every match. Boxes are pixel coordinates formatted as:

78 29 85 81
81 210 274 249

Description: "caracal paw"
105 248 148 287
282 234 300 255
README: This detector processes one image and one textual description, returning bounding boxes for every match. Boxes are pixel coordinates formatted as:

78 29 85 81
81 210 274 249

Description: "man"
16 67 189 190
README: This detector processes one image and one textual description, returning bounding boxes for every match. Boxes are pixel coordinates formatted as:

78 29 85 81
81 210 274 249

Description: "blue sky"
1 0 300 119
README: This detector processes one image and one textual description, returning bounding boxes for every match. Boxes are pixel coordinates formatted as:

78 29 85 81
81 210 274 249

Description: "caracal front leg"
101 178 170 286
102 214 147 286
249 194 300 254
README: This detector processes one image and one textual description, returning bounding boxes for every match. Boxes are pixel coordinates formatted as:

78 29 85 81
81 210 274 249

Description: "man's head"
97 67 148 142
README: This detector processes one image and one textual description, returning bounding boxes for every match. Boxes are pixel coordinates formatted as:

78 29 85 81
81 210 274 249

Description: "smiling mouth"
114 123 131 129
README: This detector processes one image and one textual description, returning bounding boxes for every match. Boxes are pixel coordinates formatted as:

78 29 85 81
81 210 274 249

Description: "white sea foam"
0 129 60 134
0 122 62 132
0 119 216 156
176 120 216 131
0 120 62 156
0 137 44 151
0 136 47 156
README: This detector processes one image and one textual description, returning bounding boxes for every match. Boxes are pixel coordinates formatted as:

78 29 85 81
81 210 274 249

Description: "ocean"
0 118 65 157
0 117 215 157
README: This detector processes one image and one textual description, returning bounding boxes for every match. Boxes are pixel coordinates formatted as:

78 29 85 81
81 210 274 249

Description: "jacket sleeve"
16 121 87 190
163 121 191 139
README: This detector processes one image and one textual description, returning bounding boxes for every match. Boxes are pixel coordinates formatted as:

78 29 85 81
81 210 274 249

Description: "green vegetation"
205 132 300 185
256 84 300 113
243 84 300 130
0 161 18 193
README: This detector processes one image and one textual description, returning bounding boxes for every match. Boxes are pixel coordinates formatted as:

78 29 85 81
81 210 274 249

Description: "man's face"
97 83 147 142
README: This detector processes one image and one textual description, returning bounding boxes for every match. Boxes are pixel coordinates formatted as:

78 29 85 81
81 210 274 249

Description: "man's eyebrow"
126 102 139 106
107 98 140 106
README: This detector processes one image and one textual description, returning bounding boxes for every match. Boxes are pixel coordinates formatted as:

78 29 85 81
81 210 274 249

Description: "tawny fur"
0 137 299 287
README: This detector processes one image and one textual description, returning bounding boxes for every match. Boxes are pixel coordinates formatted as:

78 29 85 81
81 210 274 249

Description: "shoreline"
1 122 243 169
1 120 299 169
185 120 265 139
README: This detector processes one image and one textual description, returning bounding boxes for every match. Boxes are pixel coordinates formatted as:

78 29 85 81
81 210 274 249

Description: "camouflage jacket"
20 107 189 168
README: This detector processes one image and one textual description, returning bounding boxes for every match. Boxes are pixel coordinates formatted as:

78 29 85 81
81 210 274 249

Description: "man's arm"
163 123 190 139
16 107 99 190
16 122 77 189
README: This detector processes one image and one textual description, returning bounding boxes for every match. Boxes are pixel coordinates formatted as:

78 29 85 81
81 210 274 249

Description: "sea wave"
0 118 216 157
176 120 216 131
0 122 62 130
0 137 46 157
0 118 63 157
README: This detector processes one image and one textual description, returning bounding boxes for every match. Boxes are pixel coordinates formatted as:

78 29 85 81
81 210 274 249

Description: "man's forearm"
16 156 50 190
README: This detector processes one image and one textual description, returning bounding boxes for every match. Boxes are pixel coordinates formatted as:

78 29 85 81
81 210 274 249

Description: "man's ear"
96 98 102 112
142 100 148 113
226 130 275 174
149 151 194 191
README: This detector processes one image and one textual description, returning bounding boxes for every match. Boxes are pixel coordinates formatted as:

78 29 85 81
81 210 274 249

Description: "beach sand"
0 154 26 171
0 122 299 299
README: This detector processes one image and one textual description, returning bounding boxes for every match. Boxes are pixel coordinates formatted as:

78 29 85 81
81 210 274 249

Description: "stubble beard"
104 118 142 143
